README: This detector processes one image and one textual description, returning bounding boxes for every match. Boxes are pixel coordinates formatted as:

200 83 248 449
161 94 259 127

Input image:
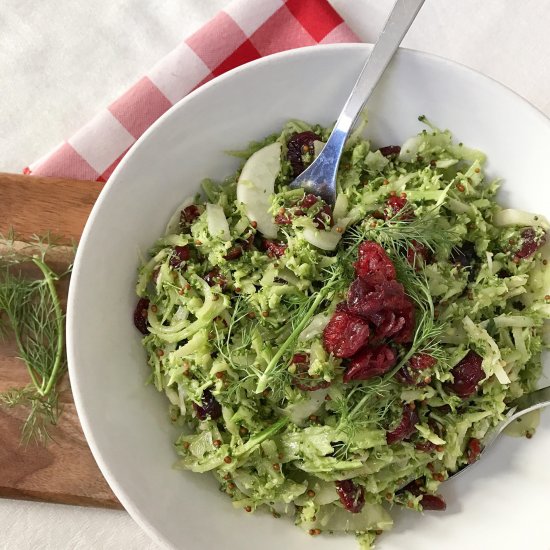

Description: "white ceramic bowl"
68 44 550 550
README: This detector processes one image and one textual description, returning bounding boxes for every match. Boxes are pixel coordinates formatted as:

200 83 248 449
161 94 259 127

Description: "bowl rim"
66 42 550 549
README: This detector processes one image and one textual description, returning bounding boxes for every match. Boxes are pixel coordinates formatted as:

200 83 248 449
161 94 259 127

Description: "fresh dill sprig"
333 377 397 459
254 263 344 394
390 250 450 374
0 234 71 445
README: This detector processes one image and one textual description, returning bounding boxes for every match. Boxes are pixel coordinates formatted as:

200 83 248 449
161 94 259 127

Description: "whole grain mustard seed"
251 221 258 229
156 349 164 357
150 304 158 313
307 490 316 498
272 463 280 472
213 439 222 448
244 506 252 513
224 456 232 464
215 372 224 379
456 183 465 192
261 311 269 318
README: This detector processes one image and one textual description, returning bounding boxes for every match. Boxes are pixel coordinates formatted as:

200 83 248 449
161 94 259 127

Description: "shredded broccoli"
135 118 549 547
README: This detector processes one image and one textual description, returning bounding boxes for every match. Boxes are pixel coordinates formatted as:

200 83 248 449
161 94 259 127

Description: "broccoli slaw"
133 118 550 549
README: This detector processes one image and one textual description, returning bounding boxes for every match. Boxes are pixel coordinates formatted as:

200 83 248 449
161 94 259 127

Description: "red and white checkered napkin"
25 0 359 182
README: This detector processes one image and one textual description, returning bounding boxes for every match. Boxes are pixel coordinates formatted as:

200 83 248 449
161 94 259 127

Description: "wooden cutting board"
0 173 122 509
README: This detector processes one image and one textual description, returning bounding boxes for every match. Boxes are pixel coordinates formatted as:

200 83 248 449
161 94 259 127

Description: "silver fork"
289 0 426 205
448 385 550 481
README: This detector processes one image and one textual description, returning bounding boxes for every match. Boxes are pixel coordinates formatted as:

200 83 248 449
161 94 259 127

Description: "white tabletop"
1 0 549 548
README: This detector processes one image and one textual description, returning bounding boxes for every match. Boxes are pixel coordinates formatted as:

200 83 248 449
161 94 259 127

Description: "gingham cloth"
25 0 359 182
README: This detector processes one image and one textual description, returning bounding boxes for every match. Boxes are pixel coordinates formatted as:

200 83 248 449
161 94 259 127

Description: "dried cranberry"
287 132 321 177
348 278 410 318
399 478 423 497
180 204 202 232
133 298 150 335
406 240 430 270
410 353 437 371
204 267 227 289
264 239 287 258
415 441 437 452
238 234 255 251
224 245 243 261
300 193 319 209
420 494 446 511
193 389 222 420
364 304 415 344
347 276 415 344
274 212 293 225
396 353 436 385
379 145 401 157
385 196 414 220
354 241 396 281
386 405 419 444
335 480 365 513
169 245 191 268
291 353 308 365
450 241 477 268
391 304 415 344
514 227 547 260
323 305 370 358
467 438 482 464
313 204 334 229
344 345 396 382
446 350 484 398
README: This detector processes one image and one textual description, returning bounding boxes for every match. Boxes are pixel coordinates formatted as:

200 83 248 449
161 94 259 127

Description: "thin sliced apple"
206 203 230 241
236 142 281 238
303 226 343 251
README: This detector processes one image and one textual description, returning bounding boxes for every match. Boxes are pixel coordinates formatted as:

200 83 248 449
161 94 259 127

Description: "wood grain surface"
0 173 122 509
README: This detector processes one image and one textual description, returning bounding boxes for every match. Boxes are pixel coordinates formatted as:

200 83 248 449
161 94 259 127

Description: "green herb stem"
32 258 64 396
255 286 330 394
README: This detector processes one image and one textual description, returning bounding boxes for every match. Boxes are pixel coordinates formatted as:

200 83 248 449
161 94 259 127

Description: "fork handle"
298 0 425 205
334 0 425 134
